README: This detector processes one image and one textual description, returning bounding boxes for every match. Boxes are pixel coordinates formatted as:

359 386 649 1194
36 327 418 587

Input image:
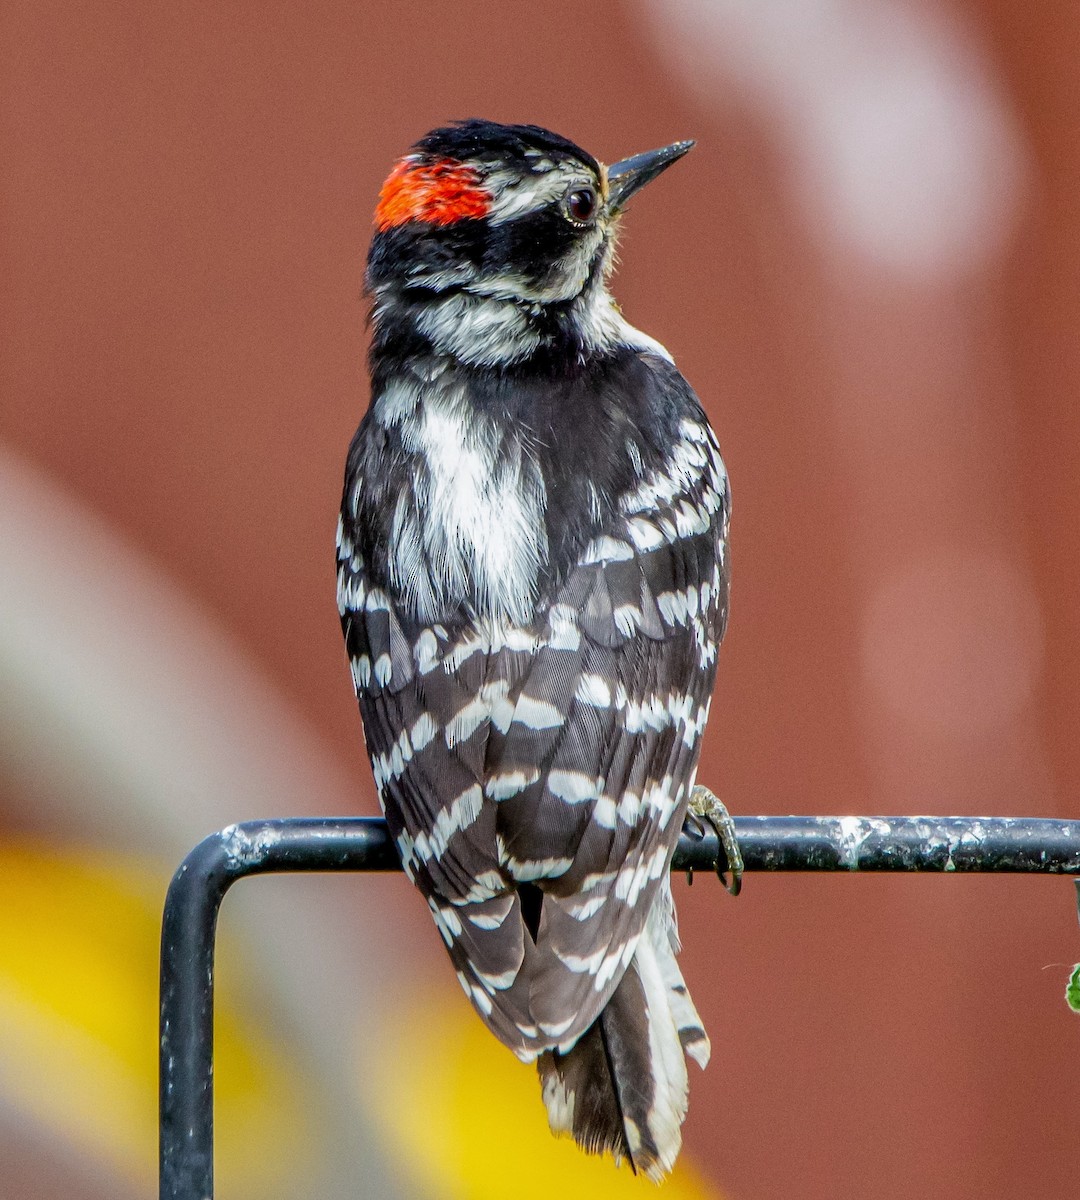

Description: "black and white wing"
338 358 728 1076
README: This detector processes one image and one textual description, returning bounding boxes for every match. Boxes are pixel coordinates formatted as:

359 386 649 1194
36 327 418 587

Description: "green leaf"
1065 965 1080 1013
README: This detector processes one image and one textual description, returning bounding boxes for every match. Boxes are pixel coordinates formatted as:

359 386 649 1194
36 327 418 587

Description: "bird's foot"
684 787 743 896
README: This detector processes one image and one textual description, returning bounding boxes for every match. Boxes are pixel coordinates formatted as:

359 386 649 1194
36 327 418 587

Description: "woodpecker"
337 120 731 1179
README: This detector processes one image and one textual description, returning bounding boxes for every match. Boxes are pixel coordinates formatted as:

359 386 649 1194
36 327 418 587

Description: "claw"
686 786 743 896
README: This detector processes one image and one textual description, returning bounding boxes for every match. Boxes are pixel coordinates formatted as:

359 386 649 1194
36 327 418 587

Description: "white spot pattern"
397 784 484 873
547 770 602 804
485 768 541 800
581 536 635 564
513 694 565 730
576 674 612 707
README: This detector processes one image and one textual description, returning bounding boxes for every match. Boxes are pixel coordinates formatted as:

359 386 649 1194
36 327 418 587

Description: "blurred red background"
2 1 1079 1197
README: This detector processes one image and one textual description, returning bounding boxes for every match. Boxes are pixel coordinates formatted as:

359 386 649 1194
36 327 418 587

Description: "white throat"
374 275 674 370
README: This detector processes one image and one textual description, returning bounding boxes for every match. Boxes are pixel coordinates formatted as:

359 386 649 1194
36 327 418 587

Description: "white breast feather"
389 390 548 623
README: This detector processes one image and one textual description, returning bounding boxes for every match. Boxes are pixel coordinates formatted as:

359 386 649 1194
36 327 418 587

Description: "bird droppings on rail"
219 822 284 870
836 816 895 869
689 814 1080 874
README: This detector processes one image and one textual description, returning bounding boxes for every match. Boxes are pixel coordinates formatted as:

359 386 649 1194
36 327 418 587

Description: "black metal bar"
159 814 1080 1199
678 815 1080 874
158 819 399 1199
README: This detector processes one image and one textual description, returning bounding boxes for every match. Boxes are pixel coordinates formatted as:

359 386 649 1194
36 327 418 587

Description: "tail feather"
537 971 646 1168
537 890 708 1181
657 944 711 1070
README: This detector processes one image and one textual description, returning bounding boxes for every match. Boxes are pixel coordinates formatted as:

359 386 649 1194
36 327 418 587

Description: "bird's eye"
565 187 597 225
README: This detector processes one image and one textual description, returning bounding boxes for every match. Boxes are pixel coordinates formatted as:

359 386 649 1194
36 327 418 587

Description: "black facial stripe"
368 199 590 289
481 207 582 284
366 218 489 290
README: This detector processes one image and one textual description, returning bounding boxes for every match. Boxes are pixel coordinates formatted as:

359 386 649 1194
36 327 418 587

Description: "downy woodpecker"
337 120 730 1179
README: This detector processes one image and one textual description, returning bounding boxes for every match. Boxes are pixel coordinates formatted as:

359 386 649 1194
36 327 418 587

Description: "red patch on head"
374 157 491 231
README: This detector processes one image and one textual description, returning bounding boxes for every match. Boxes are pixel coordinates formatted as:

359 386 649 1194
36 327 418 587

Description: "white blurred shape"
636 0 1027 278
860 549 1044 737
0 443 358 845
0 440 409 1200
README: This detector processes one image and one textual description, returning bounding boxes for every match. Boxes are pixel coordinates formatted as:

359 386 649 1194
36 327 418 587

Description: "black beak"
606 139 695 213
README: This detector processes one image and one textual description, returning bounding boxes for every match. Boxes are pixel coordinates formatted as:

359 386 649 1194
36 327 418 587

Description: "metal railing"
159 814 1080 1200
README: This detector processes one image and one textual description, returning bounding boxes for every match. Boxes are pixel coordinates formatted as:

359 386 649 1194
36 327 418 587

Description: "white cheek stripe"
414 291 542 367
483 163 567 224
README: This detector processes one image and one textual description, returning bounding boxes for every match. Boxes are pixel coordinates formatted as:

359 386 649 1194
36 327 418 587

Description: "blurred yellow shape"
0 842 314 1195
366 986 723 1199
